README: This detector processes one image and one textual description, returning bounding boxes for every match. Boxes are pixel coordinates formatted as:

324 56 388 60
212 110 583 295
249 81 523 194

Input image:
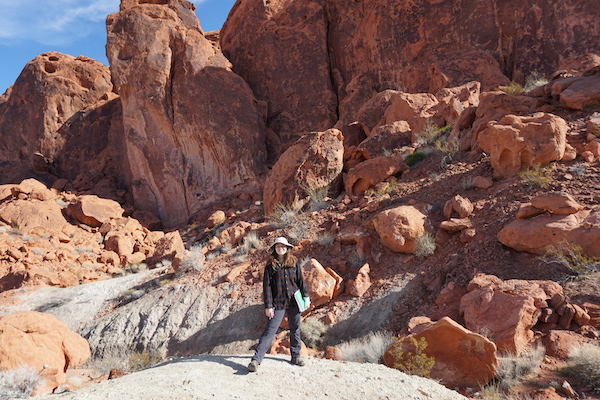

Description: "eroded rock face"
478 112 567 178
106 0 268 227
221 0 600 141
0 52 113 177
220 0 338 146
384 317 497 387
0 311 90 395
262 129 344 214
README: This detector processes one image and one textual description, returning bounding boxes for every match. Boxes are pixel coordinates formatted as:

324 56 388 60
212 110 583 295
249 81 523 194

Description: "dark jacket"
263 260 308 310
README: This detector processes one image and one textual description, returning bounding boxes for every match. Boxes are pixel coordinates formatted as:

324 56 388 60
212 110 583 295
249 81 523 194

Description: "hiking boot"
247 360 258 372
291 357 305 366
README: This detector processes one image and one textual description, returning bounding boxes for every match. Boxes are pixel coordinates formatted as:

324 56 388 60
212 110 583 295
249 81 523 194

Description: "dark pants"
252 302 302 364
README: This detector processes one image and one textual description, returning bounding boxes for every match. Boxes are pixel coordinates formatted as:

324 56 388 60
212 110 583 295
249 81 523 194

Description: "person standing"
247 237 310 372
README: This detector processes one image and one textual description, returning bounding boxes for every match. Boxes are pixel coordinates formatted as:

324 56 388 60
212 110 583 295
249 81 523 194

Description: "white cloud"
0 0 120 46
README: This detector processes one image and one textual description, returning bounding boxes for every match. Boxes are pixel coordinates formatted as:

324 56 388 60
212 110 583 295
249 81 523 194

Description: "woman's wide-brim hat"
271 237 294 249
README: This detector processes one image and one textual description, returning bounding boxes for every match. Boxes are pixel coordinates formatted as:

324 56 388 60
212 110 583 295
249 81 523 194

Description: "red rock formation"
221 0 600 142
220 0 338 146
106 0 268 227
0 52 113 179
262 128 344 214
372 205 427 253
498 208 600 257
0 311 91 395
384 317 498 387
478 112 567 178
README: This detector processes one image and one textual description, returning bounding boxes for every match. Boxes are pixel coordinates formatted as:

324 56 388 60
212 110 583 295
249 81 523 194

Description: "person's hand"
265 308 275 319
304 297 310 309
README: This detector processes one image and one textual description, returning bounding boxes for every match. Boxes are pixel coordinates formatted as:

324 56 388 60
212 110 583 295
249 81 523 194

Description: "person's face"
275 244 288 256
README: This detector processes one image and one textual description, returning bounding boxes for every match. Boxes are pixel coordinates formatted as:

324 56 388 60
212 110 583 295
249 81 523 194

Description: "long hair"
268 247 297 269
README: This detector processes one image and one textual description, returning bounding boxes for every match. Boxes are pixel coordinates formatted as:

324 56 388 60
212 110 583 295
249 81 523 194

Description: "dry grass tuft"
336 331 395 364
0 366 43 399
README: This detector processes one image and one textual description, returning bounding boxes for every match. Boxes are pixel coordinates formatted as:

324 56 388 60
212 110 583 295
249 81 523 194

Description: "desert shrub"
268 202 302 228
0 366 43 399
478 382 534 400
302 184 330 212
415 121 451 146
562 343 600 394
127 349 164 372
387 336 435 378
405 151 427 166
285 219 309 243
337 331 395 364
518 164 553 188
179 244 204 272
569 162 587 176
502 81 524 95
236 231 260 256
539 240 600 276
494 345 545 389
313 232 335 247
524 71 548 92
300 318 329 349
434 136 459 168
415 233 436 259
126 263 148 274
461 176 474 190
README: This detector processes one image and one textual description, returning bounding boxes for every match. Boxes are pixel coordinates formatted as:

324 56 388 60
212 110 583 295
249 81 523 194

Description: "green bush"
405 151 427 166
518 164 553 188
562 343 600 394
387 336 435 378
502 81 524 95
337 331 395 364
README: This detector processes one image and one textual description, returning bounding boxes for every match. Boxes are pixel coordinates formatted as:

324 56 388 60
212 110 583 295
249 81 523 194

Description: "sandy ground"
37 354 467 400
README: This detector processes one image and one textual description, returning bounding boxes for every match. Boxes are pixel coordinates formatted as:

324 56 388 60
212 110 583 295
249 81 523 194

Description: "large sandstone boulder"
0 311 90 395
372 206 427 253
301 259 339 308
555 67 600 110
498 209 600 257
262 129 344 214
460 274 563 354
478 112 567 178
377 92 438 138
0 52 112 169
106 0 267 227
0 198 69 235
464 91 541 150
66 195 124 227
344 156 407 197
384 317 497 387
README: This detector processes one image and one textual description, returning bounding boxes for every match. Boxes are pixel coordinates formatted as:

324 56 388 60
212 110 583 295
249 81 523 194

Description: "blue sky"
0 0 236 94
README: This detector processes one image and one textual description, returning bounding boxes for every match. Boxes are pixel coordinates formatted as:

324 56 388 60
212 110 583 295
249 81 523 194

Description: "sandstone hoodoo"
106 0 268 227
1 0 600 399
